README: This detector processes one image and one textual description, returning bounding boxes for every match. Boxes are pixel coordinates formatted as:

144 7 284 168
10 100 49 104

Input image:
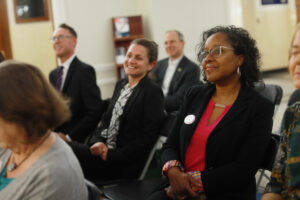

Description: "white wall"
51 0 231 98
50 0 296 98
6 0 57 76
137 0 231 62
52 0 138 98
240 0 296 70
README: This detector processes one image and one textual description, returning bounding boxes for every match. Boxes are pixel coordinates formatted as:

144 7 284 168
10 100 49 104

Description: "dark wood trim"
14 0 49 23
296 0 300 23
0 0 12 59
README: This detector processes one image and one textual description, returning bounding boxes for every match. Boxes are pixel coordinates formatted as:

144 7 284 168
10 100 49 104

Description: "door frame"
0 0 12 59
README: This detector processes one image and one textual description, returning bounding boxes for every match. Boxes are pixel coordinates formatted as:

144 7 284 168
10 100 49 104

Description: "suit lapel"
120 76 148 120
211 84 251 135
62 57 78 92
181 86 215 155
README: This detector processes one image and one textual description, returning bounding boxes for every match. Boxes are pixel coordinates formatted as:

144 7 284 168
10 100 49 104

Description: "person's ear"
147 61 156 71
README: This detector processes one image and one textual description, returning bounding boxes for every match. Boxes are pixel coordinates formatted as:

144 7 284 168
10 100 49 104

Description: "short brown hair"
59 23 77 38
130 38 158 63
0 60 71 142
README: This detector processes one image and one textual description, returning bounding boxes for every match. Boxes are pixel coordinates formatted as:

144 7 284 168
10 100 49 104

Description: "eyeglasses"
50 35 73 43
199 46 234 61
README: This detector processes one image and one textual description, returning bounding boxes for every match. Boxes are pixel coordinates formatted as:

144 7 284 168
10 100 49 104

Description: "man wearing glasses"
49 23 104 143
150 30 200 113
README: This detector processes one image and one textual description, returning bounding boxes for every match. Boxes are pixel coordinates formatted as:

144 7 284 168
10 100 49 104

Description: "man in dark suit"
49 23 103 143
150 30 200 112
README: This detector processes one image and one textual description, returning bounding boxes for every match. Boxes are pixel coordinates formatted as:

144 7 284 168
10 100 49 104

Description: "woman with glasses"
147 26 274 200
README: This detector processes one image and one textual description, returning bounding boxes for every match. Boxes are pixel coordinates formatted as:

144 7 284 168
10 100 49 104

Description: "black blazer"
49 57 104 143
151 56 200 112
89 75 164 178
161 84 274 200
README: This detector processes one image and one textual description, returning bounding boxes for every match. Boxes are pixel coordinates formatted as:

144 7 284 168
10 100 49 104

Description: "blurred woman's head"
0 60 70 145
289 24 300 89
198 26 261 87
124 38 158 79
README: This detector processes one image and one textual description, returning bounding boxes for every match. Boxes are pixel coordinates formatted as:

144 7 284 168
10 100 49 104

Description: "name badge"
184 114 195 125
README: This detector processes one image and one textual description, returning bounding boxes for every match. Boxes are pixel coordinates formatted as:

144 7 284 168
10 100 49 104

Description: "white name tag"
184 114 195 125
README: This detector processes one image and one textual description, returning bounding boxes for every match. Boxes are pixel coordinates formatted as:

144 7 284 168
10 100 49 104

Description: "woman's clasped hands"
166 167 205 200
90 142 108 160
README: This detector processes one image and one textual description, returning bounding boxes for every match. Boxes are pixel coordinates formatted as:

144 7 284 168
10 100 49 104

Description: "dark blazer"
89 75 164 178
161 84 274 200
49 57 103 143
151 56 200 112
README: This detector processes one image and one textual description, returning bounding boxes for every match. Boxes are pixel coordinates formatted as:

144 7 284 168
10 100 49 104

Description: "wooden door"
0 0 12 59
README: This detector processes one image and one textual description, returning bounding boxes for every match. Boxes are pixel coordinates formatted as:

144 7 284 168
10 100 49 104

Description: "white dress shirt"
162 56 183 96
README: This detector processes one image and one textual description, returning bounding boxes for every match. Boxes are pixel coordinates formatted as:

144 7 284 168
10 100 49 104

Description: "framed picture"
261 0 288 5
14 0 49 23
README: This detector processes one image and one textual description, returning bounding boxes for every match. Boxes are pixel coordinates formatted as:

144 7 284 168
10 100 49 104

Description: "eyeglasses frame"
50 35 74 43
200 45 235 61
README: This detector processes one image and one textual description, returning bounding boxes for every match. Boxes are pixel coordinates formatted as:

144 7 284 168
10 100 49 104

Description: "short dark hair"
197 25 261 87
59 23 77 38
130 38 158 63
0 60 71 143
166 30 184 41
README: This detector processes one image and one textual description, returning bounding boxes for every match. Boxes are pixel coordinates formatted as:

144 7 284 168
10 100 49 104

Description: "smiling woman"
67 38 165 182
147 26 274 200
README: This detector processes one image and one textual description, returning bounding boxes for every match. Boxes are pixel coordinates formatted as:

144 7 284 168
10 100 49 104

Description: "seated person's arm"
261 193 283 200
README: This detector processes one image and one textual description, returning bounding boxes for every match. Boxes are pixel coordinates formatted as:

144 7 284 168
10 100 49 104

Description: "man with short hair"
151 30 200 112
49 23 104 143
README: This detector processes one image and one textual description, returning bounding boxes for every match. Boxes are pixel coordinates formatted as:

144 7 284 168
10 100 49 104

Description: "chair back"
254 83 283 116
85 179 102 200
260 134 280 170
160 111 177 137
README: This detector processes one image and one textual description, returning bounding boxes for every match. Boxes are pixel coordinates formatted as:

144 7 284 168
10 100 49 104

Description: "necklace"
7 131 51 172
215 103 226 108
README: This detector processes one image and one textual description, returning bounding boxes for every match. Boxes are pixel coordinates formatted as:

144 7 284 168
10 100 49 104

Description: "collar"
168 55 183 66
58 54 76 72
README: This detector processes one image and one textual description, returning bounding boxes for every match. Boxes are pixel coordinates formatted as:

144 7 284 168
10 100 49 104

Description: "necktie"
55 66 64 91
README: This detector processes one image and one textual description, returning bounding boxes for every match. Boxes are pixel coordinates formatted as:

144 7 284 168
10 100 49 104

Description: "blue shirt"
0 167 14 190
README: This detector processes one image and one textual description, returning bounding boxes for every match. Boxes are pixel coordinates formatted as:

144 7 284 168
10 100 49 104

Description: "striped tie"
55 66 64 91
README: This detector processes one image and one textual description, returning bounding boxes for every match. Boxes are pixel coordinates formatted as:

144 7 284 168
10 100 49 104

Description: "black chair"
254 83 283 116
256 134 280 192
85 179 103 200
254 83 283 191
103 177 162 200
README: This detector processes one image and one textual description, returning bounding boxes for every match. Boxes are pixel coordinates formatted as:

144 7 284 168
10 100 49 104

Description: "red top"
184 99 232 172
